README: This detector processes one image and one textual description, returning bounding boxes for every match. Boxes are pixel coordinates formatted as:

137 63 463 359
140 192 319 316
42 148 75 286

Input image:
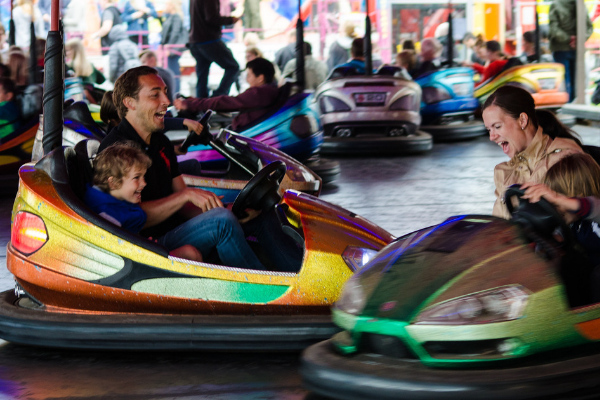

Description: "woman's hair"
396 50 416 71
402 40 415 51
245 46 263 59
66 38 93 78
93 142 152 191
165 0 183 17
7 51 27 86
536 109 582 147
544 153 600 198
100 90 120 130
17 0 34 17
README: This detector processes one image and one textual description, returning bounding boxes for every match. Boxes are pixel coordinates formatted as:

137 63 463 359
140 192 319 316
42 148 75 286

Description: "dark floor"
0 126 596 399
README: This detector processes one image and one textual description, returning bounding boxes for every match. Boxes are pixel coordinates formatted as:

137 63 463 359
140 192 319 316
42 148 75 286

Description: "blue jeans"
189 40 240 99
167 54 181 94
158 208 264 270
553 50 576 102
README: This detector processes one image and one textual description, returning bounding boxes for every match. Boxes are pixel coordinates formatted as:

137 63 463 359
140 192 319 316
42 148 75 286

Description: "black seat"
583 145 600 166
15 84 43 122
326 66 360 80
64 101 107 140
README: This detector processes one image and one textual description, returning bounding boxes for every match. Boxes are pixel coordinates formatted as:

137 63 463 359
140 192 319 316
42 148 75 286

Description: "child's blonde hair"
93 142 151 192
544 153 600 198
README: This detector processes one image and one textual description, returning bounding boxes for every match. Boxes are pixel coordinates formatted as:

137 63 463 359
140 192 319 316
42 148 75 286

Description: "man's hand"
570 35 577 49
183 119 204 136
174 98 187 110
232 16 241 24
185 188 224 212
520 182 580 214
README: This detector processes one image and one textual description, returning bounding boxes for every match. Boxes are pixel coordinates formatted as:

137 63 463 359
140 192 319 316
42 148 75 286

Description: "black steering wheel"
180 110 214 152
504 185 574 248
232 161 287 218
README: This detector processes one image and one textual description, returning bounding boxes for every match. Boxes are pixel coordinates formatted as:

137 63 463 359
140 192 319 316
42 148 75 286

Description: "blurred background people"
161 0 187 94
0 77 22 139
62 0 87 38
464 40 507 87
13 0 44 49
274 31 296 72
334 38 366 73
66 38 106 86
520 30 553 64
395 50 416 80
108 24 140 82
122 0 158 46
327 22 356 71
281 42 327 90
243 0 263 39
7 48 28 86
91 0 123 56
411 37 441 78
549 0 593 101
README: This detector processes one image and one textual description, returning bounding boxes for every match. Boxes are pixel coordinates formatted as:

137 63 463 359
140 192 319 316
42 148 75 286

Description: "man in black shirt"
98 66 270 270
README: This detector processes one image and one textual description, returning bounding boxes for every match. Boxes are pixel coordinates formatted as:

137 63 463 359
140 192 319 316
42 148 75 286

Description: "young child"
0 77 21 139
522 153 600 305
84 142 202 262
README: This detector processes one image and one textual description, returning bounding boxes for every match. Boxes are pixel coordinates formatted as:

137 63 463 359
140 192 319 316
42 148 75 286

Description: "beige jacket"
493 127 583 219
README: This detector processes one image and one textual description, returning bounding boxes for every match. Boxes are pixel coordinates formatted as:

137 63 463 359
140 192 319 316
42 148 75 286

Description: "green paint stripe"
132 278 290 304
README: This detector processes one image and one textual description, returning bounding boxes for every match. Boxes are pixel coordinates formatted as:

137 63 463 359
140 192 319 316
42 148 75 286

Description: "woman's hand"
520 182 581 214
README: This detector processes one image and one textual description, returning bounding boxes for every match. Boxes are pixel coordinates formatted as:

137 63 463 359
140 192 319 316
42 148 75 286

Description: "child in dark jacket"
84 142 202 261
0 77 21 140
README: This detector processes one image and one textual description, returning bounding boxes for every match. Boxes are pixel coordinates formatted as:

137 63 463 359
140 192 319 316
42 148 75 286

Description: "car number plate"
539 78 556 90
452 82 471 96
354 92 386 105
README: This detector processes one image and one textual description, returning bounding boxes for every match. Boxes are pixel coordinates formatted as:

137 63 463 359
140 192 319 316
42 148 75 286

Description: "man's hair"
139 50 157 61
544 153 600 198
486 40 501 53
523 30 536 45
351 38 364 58
396 50 416 71
112 66 158 119
246 57 275 84
93 142 152 192
0 76 16 97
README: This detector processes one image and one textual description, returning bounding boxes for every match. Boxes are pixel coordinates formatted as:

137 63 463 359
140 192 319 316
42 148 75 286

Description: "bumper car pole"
295 0 305 90
447 6 453 67
28 21 38 85
8 0 14 47
42 0 64 156
364 1 372 76
534 3 541 63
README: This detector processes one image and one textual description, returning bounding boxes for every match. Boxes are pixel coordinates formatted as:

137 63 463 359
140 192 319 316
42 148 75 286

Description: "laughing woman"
482 86 583 219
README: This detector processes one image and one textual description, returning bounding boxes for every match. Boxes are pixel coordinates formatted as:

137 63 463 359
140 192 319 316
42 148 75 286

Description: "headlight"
290 114 319 138
415 286 529 325
319 96 351 114
421 87 451 104
342 246 379 272
389 95 416 111
335 276 366 315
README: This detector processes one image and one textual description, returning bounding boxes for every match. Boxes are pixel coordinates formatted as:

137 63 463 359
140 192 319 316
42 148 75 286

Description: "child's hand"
183 119 204 136
520 182 581 214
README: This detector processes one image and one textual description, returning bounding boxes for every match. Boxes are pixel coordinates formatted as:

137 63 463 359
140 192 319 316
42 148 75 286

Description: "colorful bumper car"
1 138 393 349
301 187 600 399
415 67 486 141
474 59 576 127
314 66 433 155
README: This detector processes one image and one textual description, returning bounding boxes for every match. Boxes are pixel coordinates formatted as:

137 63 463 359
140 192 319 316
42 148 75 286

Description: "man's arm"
180 87 275 113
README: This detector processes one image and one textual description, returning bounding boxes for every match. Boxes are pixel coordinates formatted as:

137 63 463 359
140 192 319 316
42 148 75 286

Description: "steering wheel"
180 110 214 152
504 185 574 248
232 161 287 218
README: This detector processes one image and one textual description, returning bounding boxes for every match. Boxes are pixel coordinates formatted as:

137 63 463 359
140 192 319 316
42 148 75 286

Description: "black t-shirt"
99 118 183 237
101 6 123 55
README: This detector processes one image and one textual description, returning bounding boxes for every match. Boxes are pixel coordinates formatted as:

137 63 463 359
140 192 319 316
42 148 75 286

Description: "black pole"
364 0 372 75
447 7 453 67
534 3 541 62
295 0 305 90
8 0 14 47
42 30 64 155
28 22 38 84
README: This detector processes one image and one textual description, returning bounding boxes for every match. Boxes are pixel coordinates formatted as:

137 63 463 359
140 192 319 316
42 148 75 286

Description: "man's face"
141 54 157 68
246 69 264 87
126 74 169 135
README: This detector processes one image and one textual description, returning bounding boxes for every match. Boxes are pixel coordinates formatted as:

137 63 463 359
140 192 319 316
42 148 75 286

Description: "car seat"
326 66 360 81
64 101 107 140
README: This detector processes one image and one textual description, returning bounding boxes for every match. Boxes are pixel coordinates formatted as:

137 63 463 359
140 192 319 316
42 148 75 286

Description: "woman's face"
65 46 74 61
483 105 531 159
245 51 257 62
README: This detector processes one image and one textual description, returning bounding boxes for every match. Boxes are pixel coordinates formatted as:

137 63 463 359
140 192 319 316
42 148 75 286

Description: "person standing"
122 0 158 46
281 42 327 90
161 0 187 94
91 0 123 56
243 0 262 38
549 0 592 101
188 0 241 99
12 0 45 50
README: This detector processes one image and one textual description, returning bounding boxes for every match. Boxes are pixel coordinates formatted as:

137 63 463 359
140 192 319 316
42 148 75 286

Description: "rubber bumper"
301 339 600 400
420 120 488 142
0 290 338 350
321 131 433 156
304 156 341 185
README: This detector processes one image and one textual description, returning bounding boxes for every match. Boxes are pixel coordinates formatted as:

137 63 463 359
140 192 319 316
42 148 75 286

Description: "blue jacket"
334 59 367 75
84 185 147 234
122 1 158 34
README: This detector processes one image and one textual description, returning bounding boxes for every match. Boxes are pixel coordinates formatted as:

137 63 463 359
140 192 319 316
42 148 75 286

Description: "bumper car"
474 59 576 127
416 68 486 141
314 67 433 155
301 187 600 399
